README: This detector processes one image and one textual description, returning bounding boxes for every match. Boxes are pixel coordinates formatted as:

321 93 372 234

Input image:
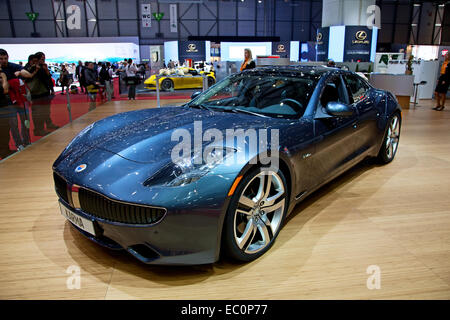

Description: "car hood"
76 106 284 164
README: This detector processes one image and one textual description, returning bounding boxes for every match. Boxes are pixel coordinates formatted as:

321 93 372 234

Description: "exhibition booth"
0 35 445 160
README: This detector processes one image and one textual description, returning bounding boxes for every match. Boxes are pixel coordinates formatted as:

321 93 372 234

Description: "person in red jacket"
7 78 30 149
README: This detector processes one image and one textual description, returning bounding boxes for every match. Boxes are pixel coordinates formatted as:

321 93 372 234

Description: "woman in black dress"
240 49 255 71
434 64 450 111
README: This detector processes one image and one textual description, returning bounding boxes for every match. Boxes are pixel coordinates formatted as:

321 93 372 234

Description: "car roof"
242 65 344 78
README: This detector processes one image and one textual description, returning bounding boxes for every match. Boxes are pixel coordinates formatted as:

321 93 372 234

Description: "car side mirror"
325 101 354 117
191 91 201 100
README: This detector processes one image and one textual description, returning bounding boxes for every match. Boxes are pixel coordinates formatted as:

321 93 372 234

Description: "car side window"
319 76 348 108
344 74 369 104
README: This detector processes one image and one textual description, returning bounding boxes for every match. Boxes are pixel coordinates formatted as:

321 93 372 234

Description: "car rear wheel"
377 112 401 164
207 76 215 88
223 167 288 262
161 78 174 91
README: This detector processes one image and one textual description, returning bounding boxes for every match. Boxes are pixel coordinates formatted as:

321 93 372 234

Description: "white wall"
0 37 140 63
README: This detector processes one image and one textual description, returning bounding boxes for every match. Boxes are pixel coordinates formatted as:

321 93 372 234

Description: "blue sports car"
53 66 401 265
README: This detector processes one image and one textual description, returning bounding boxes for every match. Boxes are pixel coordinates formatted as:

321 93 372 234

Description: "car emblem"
75 164 87 173
316 33 322 42
187 43 198 52
355 31 367 41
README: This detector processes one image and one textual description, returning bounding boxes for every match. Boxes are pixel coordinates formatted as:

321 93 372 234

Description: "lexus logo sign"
316 32 323 45
352 30 370 44
355 31 367 41
316 32 322 42
187 43 198 52
276 44 286 53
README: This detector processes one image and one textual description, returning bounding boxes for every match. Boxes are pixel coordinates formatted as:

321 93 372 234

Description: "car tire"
207 76 215 88
223 167 288 262
161 78 174 91
377 112 401 164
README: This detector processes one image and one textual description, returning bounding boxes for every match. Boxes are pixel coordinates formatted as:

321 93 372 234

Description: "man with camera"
24 51 58 136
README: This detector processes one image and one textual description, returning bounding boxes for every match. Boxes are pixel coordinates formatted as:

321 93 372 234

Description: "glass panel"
0 56 111 161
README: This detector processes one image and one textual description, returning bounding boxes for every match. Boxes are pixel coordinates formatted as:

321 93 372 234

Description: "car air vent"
78 188 166 225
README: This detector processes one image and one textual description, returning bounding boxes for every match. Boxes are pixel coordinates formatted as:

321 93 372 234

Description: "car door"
186 69 201 89
342 73 379 156
308 74 359 188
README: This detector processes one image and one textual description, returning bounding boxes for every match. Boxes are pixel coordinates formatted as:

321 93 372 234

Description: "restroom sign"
142 3 151 28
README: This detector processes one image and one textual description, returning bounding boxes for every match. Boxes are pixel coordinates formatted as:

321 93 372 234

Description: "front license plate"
59 202 96 236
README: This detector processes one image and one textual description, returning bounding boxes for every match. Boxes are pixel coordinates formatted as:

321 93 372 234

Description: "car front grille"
78 188 166 225
53 172 166 225
54 172 69 204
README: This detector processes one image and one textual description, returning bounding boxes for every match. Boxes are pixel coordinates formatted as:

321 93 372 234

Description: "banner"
170 4 177 33
316 27 329 62
141 3 151 28
343 26 373 62
178 41 206 63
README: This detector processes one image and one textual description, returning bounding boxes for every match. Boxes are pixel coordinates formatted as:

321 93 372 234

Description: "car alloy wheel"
224 168 287 261
386 115 400 160
378 112 401 164
161 79 174 91
207 76 215 87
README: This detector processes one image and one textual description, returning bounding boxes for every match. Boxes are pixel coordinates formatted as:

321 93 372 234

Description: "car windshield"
188 70 320 118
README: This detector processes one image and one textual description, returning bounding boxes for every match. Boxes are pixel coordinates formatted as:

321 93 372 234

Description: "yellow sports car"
144 67 215 91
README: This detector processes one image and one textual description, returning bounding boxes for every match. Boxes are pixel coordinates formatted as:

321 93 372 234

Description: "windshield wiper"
190 104 213 111
232 108 268 118
191 104 268 118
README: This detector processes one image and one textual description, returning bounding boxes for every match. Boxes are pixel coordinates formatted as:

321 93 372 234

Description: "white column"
322 0 375 27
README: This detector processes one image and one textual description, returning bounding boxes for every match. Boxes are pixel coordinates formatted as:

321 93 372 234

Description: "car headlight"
144 147 236 187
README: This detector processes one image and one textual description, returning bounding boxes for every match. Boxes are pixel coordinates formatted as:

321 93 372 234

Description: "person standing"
84 62 100 110
0 49 35 153
433 63 450 111
125 59 138 100
0 67 12 159
81 62 90 94
75 61 85 93
59 64 70 95
7 77 31 151
240 48 255 71
99 62 112 101
27 51 58 136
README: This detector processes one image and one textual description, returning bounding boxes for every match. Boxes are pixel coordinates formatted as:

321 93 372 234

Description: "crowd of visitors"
0 47 146 160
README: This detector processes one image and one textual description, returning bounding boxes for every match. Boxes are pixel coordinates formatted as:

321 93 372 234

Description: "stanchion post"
66 90 72 122
156 74 161 108
202 74 207 92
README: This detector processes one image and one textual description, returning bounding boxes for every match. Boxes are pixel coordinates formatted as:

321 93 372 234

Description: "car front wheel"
161 78 174 91
223 167 288 262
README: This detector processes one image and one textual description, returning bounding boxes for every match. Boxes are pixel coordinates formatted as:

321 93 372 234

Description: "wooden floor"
0 99 449 299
